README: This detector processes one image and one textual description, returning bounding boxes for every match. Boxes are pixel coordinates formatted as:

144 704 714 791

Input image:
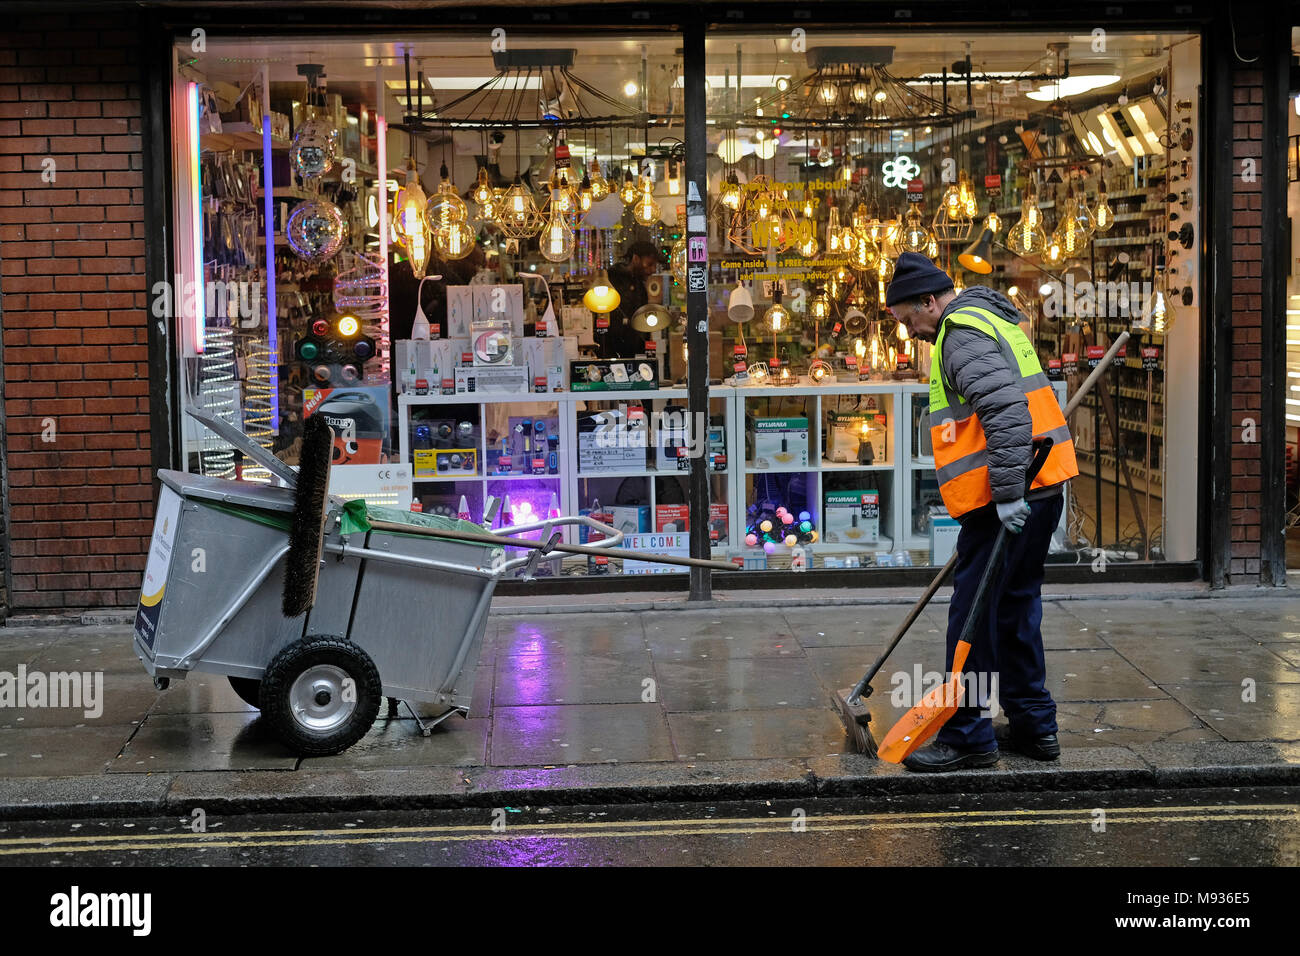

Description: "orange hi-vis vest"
927 305 1078 519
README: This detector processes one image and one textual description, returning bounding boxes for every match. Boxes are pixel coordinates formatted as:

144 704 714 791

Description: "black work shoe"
901 741 999 773
1007 732 1060 761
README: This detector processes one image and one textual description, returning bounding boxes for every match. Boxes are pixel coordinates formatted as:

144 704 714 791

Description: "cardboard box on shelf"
471 284 525 338
826 410 888 464
823 490 880 545
930 513 960 565
576 412 647 474
654 504 690 533
752 417 808 469
447 285 474 338
454 365 529 395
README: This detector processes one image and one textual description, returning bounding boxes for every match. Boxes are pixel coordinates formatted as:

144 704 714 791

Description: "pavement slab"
653 657 825 712
114 713 299 773
489 703 675 766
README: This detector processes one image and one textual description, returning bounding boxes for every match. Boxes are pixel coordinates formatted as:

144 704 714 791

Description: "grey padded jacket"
937 287 1062 508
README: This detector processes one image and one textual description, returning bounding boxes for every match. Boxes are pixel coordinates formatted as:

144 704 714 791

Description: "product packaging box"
412 448 478 479
825 409 888 464
654 504 690 533
303 386 391 465
471 284 525 338
930 514 960 566
608 505 650 536
446 286 474 338
823 490 881 545
576 409 647 473
708 502 728 543
752 417 808 469
454 366 529 395
570 359 658 391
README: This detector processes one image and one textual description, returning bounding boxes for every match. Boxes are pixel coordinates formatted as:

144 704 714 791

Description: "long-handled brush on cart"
832 330 1130 757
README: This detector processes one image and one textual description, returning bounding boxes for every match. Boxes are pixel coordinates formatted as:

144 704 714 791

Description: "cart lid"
184 405 299 488
159 469 296 513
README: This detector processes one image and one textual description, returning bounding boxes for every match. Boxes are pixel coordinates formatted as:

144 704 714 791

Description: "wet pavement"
0 594 1299 817
1 786 1295 866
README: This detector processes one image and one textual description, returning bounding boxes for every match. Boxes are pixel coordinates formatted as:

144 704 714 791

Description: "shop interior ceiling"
195 30 1177 168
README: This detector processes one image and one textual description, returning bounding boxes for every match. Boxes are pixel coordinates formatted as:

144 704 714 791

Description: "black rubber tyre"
260 635 382 756
227 676 263 709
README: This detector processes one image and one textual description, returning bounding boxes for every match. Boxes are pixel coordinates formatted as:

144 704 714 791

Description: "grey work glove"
995 498 1031 534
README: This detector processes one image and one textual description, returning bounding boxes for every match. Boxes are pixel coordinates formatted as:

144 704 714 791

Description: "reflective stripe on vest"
927 305 1079 518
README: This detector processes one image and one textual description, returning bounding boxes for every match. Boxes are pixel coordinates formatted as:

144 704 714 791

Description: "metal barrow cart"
133 407 628 756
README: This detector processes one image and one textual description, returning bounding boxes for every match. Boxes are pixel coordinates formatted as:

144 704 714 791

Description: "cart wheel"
228 676 263 709
260 636 382 756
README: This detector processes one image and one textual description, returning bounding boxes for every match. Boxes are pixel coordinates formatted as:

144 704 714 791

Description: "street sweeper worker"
885 252 1079 773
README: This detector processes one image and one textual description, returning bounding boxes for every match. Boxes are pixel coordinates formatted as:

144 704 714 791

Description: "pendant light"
897 204 937 255
670 236 688 286
1005 189 1047 257
632 303 671 333
764 288 791 333
540 184 575 263
1092 180 1115 233
394 158 432 279
958 226 995 274
588 157 610 201
633 176 661 226
427 163 469 227
618 168 637 206
727 281 754 323
721 171 743 211
578 171 594 213
583 268 621 314
470 167 494 206
666 159 681 196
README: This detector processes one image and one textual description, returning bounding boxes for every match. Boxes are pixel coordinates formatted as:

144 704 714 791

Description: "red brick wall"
1229 69 1264 582
0 13 152 610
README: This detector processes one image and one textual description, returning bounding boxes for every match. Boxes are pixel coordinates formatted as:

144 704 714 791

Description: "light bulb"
588 159 610 201
1093 186 1114 233
816 79 838 105
540 194 574 262
471 167 493 206
985 210 1002 235
623 80 639 98
809 291 831 322
667 160 681 196
435 220 475 260
633 178 661 226
851 81 871 104
618 171 637 206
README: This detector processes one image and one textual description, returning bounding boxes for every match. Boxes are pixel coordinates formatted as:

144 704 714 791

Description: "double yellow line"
1 804 1295 857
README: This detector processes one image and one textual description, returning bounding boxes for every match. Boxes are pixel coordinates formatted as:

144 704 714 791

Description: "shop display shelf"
817 460 894 471
909 457 936 469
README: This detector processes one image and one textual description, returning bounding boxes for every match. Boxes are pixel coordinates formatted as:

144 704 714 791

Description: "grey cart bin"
134 408 623 755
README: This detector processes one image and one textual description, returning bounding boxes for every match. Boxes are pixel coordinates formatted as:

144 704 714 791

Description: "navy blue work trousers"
934 492 1063 751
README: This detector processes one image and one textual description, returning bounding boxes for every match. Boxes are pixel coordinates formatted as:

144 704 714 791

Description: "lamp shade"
632 303 671 333
727 282 754 323
958 227 995 275
583 268 621 314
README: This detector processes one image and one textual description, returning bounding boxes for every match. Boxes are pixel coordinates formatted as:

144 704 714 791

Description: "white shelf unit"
396 378 1068 570
731 381 911 558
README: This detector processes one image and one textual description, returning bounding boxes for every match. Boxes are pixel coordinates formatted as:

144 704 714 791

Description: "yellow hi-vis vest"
928 305 1078 518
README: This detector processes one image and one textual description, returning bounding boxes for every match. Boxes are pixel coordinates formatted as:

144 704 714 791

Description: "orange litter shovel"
877 437 1055 764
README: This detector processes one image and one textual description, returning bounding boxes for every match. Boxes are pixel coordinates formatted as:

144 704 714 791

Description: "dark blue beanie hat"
885 252 953 307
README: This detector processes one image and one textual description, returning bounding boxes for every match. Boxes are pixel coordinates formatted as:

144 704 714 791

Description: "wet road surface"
2 786 1297 867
